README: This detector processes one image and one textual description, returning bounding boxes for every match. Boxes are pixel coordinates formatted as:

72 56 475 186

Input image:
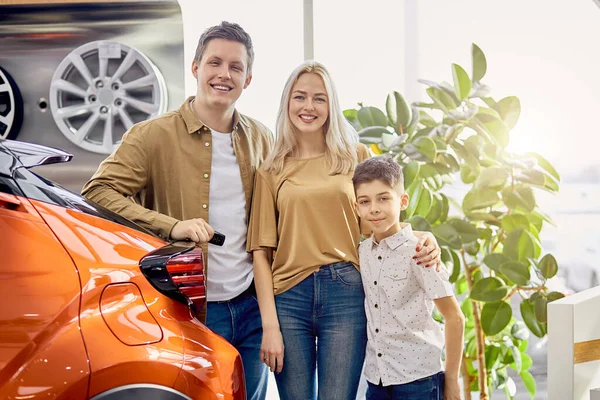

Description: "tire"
0 66 24 140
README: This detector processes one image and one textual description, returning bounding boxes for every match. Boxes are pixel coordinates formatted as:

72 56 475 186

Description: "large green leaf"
386 91 411 132
477 167 509 190
501 214 530 234
539 254 558 279
495 96 521 129
405 180 424 219
414 186 433 218
449 249 461 283
406 215 432 233
403 162 420 188
503 186 536 212
438 193 449 223
472 43 487 81
470 277 508 302
463 188 500 212
481 301 512 335
484 253 511 273
520 370 537 399
343 108 357 122
357 106 388 128
520 299 546 338
460 164 479 184
419 164 444 191
452 63 472 101
485 344 503 371
525 152 560 182
448 219 479 243
451 141 480 170
425 194 443 223
412 136 437 162
504 336 522 373
503 229 538 262
535 295 548 323
432 223 462 249
426 87 457 112
500 261 530 285
357 126 389 139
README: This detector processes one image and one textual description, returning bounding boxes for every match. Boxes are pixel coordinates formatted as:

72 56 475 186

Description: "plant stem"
463 251 489 400
461 355 473 400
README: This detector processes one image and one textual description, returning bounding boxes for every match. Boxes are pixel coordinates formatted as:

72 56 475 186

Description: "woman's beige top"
247 144 370 294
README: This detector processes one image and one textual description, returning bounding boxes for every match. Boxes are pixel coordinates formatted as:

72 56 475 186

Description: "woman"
247 61 441 400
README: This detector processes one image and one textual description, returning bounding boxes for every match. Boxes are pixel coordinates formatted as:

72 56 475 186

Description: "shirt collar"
180 96 248 134
372 224 414 251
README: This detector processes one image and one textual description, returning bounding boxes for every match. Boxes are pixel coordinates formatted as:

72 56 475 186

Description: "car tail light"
140 244 206 312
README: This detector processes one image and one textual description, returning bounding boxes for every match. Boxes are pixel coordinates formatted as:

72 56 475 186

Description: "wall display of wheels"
49 40 168 154
0 67 24 140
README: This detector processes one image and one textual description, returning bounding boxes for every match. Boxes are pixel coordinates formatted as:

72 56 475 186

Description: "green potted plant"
344 44 562 400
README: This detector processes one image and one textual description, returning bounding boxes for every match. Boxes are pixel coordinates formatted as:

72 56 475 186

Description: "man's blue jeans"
206 291 268 400
274 262 367 400
366 372 445 400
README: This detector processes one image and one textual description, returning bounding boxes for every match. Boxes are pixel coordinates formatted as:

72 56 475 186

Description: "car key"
208 231 226 246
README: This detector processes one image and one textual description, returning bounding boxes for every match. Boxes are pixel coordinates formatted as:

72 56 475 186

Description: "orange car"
0 139 245 400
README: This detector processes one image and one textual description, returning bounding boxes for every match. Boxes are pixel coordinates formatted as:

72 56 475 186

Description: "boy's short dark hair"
352 156 404 192
194 21 254 73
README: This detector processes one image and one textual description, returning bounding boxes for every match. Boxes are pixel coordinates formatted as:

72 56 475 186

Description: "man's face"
192 38 252 110
355 179 409 240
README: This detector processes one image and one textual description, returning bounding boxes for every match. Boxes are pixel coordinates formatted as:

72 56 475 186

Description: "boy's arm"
434 296 465 400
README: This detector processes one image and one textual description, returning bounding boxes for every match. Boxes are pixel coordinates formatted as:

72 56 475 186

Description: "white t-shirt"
207 128 254 301
358 224 454 386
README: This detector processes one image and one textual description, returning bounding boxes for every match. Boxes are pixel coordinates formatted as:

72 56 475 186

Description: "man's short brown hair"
194 21 254 73
352 156 404 192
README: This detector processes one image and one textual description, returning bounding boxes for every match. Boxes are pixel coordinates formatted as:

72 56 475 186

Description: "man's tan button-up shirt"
82 96 274 257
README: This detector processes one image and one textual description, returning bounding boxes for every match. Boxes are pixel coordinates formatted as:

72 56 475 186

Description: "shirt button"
374 303 378 308
203 126 209 131
204 142 210 147
374 281 377 285
378 353 382 358
202 204 207 209
377 256 382 260
375 328 379 333
203 173 209 179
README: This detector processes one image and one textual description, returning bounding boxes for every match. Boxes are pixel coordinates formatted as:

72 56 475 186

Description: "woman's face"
288 73 329 137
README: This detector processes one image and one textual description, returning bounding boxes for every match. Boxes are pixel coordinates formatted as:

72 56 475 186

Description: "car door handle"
0 192 22 211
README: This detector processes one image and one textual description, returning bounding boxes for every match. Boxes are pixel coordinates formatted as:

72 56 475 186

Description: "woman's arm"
253 248 285 373
434 296 465 400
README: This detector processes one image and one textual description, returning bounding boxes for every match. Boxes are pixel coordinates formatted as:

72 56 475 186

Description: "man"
82 21 273 400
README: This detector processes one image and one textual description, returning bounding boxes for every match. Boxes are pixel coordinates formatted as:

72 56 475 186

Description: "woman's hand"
413 231 442 270
260 327 285 373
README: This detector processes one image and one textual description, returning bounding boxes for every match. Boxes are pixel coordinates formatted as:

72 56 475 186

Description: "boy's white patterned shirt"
358 224 454 386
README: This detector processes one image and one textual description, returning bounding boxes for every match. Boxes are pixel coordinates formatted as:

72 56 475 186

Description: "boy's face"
355 179 409 240
192 38 252 110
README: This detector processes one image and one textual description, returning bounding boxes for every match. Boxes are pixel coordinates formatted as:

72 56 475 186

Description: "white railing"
548 285 600 400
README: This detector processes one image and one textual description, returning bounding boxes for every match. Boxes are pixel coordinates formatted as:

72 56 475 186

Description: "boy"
353 157 465 400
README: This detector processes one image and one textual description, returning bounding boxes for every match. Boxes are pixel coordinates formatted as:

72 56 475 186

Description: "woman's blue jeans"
274 262 367 400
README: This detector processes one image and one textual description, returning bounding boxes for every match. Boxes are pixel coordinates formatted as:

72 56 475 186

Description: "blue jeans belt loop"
329 264 337 280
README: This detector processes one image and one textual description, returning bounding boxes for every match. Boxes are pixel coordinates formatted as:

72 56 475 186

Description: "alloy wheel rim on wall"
49 41 168 154
0 67 24 140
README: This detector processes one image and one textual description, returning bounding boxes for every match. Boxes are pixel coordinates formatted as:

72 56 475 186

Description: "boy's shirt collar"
371 223 413 251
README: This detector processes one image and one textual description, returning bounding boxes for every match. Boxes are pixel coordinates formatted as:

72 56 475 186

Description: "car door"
0 175 89 399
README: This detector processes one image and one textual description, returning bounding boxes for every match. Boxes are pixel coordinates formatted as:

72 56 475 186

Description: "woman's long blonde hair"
263 60 359 175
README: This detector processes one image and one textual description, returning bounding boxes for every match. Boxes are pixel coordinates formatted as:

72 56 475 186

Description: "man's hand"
170 218 214 243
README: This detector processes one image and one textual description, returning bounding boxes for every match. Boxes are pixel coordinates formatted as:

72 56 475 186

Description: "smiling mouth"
299 114 317 122
369 218 385 225
211 84 232 93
